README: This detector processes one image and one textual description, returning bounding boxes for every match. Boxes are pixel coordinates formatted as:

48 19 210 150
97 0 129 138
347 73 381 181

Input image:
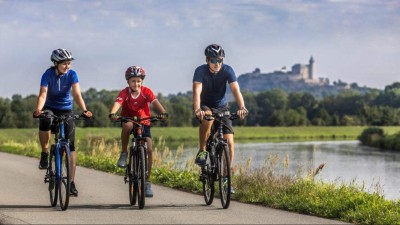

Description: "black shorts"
39 108 76 151
201 105 234 135
139 125 152 138
123 123 152 138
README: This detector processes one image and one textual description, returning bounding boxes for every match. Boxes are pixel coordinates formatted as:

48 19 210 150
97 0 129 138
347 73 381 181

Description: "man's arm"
229 81 247 119
193 82 204 120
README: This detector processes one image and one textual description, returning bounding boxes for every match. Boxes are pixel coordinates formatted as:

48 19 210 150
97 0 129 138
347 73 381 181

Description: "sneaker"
38 152 48 170
230 186 236 194
145 181 153 198
223 177 235 194
70 181 78 197
195 150 207 166
117 152 128 168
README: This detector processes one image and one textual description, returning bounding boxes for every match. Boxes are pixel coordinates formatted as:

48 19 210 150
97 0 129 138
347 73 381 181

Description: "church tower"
308 56 315 80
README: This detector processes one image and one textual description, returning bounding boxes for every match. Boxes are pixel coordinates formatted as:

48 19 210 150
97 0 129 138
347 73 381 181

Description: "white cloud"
70 14 78 22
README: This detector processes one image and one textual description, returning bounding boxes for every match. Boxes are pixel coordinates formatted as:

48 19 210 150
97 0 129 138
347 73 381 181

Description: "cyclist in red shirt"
109 66 167 198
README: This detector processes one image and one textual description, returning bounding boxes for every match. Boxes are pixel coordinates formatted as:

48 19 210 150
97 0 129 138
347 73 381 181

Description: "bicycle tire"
218 144 231 209
128 147 137 206
58 145 70 211
137 145 146 209
202 154 215 205
48 145 57 207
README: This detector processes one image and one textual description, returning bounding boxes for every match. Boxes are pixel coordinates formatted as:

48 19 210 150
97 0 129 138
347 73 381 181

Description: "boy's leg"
118 122 133 168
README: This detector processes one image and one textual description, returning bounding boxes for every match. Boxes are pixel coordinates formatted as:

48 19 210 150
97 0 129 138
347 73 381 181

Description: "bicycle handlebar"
33 111 90 121
115 116 161 124
204 112 241 121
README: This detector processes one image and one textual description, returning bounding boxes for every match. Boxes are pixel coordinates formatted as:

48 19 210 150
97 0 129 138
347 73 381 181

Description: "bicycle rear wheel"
128 147 137 206
48 145 57 207
202 160 215 205
137 146 146 209
218 144 231 209
58 146 71 211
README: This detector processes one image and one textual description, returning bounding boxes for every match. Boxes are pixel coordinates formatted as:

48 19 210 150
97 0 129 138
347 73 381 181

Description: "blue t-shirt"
193 64 237 107
40 67 79 110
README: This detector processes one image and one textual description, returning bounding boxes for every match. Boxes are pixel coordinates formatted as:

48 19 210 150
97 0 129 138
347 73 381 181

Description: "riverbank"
1 127 400 224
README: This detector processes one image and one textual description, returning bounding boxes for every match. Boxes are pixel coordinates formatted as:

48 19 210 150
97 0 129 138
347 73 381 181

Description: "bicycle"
115 115 162 209
35 111 87 211
200 111 239 209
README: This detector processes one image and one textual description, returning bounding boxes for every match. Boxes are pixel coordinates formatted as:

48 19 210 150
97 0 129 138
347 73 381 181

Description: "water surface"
179 140 400 200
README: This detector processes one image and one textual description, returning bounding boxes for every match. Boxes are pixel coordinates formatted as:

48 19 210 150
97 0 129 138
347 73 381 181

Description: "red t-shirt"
115 86 156 126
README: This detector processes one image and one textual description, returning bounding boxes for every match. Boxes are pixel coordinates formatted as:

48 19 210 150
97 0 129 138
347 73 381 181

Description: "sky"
0 0 399 98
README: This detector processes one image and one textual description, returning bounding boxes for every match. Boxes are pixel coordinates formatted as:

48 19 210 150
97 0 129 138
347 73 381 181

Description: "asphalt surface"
0 152 350 224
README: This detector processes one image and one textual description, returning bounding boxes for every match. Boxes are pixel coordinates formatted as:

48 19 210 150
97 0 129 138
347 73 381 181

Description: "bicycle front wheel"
137 146 146 209
58 146 71 211
128 147 137 206
218 144 231 209
48 145 58 207
202 156 215 205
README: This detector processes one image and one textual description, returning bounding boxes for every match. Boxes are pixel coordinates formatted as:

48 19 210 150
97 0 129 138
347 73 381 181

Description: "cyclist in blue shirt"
192 44 248 192
33 48 93 197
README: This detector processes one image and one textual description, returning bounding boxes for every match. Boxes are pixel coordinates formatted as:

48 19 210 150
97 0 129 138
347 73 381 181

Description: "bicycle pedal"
124 176 128 183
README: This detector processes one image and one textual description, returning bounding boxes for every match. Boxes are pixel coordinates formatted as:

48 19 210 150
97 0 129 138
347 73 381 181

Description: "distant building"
250 56 325 85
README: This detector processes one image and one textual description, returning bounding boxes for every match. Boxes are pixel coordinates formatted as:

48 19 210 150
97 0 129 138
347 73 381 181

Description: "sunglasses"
209 58 223 64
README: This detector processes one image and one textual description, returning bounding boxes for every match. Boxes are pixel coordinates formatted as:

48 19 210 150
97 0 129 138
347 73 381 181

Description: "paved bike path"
0 152 349 224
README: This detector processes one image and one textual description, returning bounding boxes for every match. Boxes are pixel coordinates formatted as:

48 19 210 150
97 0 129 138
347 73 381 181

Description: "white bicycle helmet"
51 48 74 63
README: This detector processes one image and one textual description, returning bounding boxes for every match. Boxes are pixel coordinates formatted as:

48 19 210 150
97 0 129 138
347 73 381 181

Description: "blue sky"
0 0 399 98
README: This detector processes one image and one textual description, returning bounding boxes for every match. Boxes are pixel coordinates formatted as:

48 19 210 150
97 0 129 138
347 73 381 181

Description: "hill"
235 57 377 98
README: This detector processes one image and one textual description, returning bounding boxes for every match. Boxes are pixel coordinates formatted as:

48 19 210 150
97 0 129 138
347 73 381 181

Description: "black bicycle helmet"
51 48 74 63
204 44 225 58
125 66 146 80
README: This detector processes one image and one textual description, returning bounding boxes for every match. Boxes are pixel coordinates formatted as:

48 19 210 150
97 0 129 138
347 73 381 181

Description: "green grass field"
2 126 400 144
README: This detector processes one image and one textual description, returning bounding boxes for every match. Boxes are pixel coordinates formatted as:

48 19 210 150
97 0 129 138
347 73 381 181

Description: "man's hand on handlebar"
237 107 248 120
194 108 205 121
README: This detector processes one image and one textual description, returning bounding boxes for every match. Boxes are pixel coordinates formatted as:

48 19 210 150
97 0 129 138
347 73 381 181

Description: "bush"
358 127 384 148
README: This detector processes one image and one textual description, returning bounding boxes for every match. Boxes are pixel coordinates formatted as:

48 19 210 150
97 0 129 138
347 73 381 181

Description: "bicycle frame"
202 111 238 209
117 116 160 209
54 119 70 183
37 112 86 211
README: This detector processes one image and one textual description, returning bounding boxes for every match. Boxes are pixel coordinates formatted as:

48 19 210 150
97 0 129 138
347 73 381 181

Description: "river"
178 140 400 201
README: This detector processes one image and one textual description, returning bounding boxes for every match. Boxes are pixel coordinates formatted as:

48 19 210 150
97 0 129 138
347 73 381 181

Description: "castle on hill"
248 56 327 86
236 56 336 96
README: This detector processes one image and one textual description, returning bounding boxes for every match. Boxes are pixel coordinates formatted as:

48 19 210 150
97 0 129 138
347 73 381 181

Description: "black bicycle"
116 116 161 209
36 111 87 211
201 111 239 209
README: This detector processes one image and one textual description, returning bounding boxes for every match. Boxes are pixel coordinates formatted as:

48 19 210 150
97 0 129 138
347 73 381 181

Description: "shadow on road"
0 203 222 211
